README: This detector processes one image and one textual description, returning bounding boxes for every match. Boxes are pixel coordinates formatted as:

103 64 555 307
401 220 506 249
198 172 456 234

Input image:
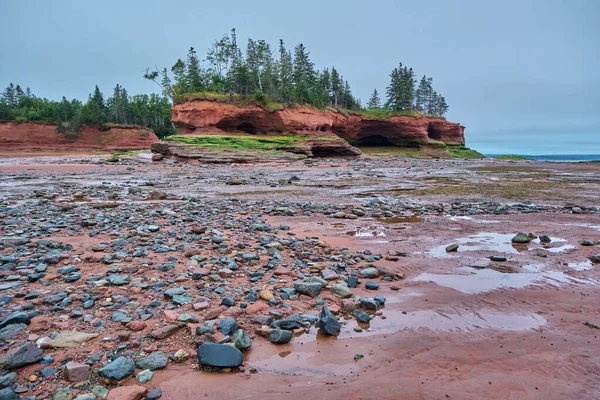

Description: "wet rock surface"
0 155 598 399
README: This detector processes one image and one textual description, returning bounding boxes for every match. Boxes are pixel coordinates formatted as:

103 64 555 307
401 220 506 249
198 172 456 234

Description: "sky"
1 0 598 155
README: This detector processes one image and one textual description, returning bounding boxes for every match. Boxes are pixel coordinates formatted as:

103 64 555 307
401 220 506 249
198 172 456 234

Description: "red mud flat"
135 213 600 400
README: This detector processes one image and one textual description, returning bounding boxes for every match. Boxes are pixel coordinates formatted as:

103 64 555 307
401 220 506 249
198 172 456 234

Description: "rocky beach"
0 153 598 400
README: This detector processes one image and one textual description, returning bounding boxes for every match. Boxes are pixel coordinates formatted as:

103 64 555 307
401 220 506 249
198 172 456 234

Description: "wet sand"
0 154 599 400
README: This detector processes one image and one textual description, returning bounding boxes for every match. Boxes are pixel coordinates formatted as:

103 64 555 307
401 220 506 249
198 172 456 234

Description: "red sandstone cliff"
171 100 465 147
0 122 159 152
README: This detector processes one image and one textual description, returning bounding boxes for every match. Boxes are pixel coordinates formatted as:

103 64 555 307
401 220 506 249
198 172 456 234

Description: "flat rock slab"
197 343 243 368
106 385 148 400
48 331 99 348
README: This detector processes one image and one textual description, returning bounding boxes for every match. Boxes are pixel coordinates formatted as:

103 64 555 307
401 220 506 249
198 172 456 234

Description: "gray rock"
145 388 162 400
197 343 243 368
0 372 17 389
445 243 459 252
365 281 379 290
2 342 43 369
360 298 379 310
318 305 341 336
294 281 322 298
136 369 154 383
358 267 379 278
231 329 252 351
98 357 135 382
0 323 27 340
135 351 168 371
0 312 30 330
0 388 18 400
269 329 293 344
107 274 130 286
511 232 530 243
330 283 352 298
217 318 239 336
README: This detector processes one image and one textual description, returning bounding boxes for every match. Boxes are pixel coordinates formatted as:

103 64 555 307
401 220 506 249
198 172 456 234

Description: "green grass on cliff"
165 134 308 151
350 108 443 120
446 145 485 159
174 92 285 112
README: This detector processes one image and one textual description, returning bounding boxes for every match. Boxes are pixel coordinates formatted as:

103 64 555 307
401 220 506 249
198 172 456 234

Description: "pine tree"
438 96 449 116
25 87 32 98
385 67 401 110
277 40 293 103
292 43 315 104
330 67 342 108
367 88 381 109
185 47 204 92
82 85 108 126
15 85 24 104
2 83 16 106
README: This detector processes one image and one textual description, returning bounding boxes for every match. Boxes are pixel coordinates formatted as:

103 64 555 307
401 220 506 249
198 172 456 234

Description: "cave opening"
235 122 258 135
355 135 393 147
427 125 442 141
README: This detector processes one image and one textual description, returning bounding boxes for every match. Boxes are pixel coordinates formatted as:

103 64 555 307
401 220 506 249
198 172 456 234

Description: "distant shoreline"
486 154 600 162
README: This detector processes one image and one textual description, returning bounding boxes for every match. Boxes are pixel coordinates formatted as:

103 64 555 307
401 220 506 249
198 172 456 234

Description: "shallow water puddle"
377 214 422 223
413 266 588 294
346 227 386 237
427 232 571 258
568 260 593 271
250 351 357 376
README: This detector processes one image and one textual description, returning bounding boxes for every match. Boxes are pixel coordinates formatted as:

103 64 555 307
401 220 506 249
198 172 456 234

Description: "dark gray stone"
318 305 340 336
0 312 30 330
269 329 292 344
197 343 243 368
218 318 239 335
293 281 322 298
3 342 43 370
135 351 168 371
98 357 135 382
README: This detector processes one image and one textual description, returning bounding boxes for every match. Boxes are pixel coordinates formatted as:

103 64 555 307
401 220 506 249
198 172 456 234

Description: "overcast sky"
1 0 598 154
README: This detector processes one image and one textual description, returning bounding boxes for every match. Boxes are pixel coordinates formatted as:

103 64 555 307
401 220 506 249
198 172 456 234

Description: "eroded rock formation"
0 122 159 152
171 100 465 148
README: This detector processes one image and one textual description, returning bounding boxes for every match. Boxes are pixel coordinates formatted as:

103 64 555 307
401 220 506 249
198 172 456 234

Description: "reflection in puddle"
346 228 386 237
377 214 422 224
447 216 500 224
427 232 572 258
251 351 357 377
413 267 587 294
568 260 593 271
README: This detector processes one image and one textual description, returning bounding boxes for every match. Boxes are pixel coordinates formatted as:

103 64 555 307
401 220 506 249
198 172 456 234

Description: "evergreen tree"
185 47 205 92
330 67 342 108
82 85 108 126
367 88 381 109
292 43 315 104
277 40 293 103
2 83 16 106
15 85 24 104
385 67 401 110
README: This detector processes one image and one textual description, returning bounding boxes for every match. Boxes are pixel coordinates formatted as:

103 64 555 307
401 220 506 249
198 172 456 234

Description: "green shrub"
14 116 28 123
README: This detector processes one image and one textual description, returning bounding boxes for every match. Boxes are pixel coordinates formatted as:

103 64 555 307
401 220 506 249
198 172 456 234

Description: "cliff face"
171 100 465 147
0 122 159 152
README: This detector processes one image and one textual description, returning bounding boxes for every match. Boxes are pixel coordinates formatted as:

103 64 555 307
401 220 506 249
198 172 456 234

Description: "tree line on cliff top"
0 83 175 138
0 29 450 139
144 29 449 117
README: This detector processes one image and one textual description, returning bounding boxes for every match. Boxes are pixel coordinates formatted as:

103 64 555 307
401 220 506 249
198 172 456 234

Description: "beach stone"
173 349 189 363
0 372 17 388
48 331 98 348
330 283 352 298
135 351 167 370
108 274 130 286
0 312 30 330
136 369 153 383
197 343 243 368
511 232 530 243
0 388 18 400
231 329 252 351
358 267 379 278
98 357 135 382
217 318 239 336
365 281 380 290
269 329 292 344
318 305 341 336
294 281 322 298
145 388 162 400
445 243 459 252
0 323 27 340
151 325 180 339
2 342 43 369
64 361 90 382
106 385 147 400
